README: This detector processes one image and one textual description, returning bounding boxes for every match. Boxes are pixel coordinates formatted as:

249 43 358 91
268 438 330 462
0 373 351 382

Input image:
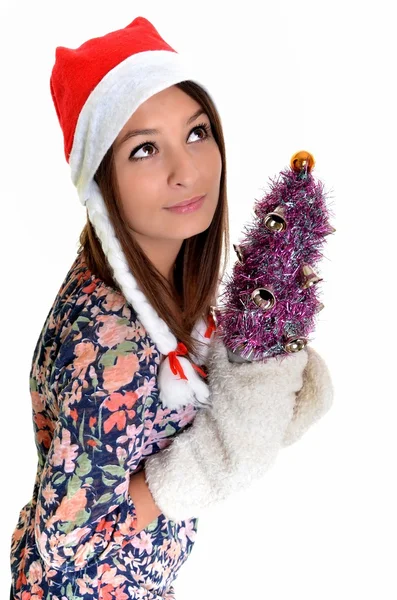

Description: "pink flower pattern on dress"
10 251 206 599
50 429 79 473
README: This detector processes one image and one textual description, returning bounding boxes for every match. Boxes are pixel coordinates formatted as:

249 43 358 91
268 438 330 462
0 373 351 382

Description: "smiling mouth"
166 195 206 209
164 195 206 213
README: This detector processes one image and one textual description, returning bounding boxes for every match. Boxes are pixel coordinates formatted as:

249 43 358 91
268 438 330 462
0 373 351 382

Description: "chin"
180 213 215 237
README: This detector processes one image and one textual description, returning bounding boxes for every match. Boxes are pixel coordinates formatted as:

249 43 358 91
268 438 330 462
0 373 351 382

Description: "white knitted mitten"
144 335 308 521
282 345 334 447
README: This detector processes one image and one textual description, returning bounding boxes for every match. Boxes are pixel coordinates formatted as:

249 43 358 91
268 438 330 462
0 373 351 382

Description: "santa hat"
50 16 219 411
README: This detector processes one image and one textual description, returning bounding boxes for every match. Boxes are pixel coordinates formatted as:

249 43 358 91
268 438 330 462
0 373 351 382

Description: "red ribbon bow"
204 313 217 339
168 342 207 380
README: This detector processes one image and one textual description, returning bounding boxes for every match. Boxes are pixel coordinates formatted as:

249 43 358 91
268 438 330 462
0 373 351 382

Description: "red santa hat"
50 16 218 410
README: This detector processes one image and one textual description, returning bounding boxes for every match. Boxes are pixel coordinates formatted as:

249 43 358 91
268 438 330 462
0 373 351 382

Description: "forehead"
123 85 204 127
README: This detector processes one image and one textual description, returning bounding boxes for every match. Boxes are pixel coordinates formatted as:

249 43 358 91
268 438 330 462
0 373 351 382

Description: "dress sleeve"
34 304 160 572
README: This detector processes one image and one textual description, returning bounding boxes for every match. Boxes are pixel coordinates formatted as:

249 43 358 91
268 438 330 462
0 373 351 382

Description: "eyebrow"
115 108 208 150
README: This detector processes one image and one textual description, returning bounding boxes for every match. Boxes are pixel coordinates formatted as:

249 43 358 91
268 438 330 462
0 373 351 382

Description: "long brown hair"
78 80 230 360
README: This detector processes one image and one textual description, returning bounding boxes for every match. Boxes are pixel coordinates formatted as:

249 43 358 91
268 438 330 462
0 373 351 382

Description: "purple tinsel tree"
213 151 335 363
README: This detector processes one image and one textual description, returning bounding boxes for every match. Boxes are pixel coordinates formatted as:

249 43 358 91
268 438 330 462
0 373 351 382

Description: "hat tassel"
158 344 212 411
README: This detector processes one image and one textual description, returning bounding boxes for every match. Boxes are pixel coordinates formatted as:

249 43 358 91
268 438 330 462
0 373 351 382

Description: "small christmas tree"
213 150 335 363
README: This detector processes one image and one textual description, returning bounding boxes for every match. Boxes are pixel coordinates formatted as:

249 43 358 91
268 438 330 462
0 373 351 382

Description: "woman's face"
112 85 222 259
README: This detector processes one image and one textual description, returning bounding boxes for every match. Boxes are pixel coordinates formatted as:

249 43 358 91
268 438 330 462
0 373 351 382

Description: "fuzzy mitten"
282 345 334 447
143 335 308 521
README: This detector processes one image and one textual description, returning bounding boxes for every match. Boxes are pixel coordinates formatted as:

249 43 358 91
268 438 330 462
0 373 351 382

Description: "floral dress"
10 250 212 600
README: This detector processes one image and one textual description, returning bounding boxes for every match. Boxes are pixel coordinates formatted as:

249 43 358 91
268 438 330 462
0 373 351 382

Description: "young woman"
10 16 333 600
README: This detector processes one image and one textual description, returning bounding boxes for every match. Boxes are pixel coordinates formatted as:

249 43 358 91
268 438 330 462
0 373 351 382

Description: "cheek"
207 146 222 182
118 167 155 212
118 171 160 220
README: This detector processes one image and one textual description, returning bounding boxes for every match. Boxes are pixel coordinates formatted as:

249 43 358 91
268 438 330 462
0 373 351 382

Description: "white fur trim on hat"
69 49 211 205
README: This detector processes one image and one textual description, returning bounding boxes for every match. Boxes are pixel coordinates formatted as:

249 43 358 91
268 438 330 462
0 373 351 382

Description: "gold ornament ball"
290 151 315 174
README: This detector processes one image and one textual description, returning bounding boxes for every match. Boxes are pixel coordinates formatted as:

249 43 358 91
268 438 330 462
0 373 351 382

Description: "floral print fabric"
10 250 202 599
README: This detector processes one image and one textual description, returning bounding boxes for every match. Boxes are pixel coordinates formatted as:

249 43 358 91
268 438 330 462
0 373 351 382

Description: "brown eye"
188 123 211 142
188 126 206 140
129 143 157 161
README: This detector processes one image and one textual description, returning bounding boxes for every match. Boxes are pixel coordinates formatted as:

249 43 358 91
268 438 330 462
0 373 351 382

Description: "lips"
167 195 205 208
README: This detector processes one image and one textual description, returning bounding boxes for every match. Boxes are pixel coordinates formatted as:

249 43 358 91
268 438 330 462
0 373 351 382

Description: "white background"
1 1 396 598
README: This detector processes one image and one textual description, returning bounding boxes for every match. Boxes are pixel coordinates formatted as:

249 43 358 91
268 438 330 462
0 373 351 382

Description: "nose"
167 144 200 187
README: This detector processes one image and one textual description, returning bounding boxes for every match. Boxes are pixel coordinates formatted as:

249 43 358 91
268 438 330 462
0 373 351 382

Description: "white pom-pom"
158 355 211 410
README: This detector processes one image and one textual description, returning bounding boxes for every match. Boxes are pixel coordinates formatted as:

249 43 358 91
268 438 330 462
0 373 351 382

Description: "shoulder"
54 252 162 375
